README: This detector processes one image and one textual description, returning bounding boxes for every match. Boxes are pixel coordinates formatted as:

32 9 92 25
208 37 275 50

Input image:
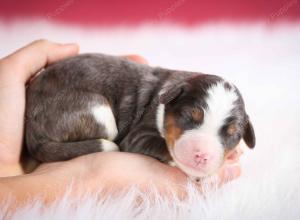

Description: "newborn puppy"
25 54 255 179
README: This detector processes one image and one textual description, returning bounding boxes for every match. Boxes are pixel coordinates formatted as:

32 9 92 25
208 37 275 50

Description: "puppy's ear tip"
243 118 256 149
247 140 256 149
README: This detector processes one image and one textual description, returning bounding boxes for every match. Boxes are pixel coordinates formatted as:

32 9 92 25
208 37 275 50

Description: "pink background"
1 0 300 26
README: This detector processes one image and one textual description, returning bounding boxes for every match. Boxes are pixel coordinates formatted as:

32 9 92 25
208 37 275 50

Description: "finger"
1 39 79 83
122 55 148 64
218 164 241 185
236 145 244 155
225 145 243 164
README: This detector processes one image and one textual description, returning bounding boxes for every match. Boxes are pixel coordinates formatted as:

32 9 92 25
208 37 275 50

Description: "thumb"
218 163 241 185
1 40 79 83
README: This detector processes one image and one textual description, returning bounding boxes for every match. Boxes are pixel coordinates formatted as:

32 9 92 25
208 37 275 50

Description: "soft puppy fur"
25 53 254 179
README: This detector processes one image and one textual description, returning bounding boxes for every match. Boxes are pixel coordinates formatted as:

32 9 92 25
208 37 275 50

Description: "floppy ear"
243 116 256 149
159 82 188 104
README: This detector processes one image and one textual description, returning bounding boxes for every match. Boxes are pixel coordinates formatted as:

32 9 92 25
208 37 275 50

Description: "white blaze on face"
172 81 238 177
156 104 165 137
200 82 238 141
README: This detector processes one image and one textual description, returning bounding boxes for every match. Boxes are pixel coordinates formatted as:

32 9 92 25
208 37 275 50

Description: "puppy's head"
159 74 255 178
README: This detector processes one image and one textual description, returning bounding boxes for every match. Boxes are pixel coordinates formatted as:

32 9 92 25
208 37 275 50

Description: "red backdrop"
0 0 300 25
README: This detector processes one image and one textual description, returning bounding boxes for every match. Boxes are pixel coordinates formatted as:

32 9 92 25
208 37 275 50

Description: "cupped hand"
0 40 79 176
0 40 242 202
31 146 242 203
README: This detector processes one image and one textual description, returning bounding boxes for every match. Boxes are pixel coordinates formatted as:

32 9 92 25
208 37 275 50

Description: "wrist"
0 169 72 212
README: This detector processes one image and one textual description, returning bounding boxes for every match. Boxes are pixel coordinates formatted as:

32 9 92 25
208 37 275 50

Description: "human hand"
218 145 243 185
0 40 151 177
0 40 79 176
0 40 242 208
25 54 242 200
29 145 242 204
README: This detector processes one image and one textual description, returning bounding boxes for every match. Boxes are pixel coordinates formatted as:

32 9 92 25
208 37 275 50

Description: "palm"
0 40 241 185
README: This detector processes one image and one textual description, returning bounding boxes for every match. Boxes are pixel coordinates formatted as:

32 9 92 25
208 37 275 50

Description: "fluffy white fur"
201 82 238 137
0 20 300 219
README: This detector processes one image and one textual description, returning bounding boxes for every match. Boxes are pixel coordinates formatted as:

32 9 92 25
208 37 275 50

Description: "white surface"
0 20 300 219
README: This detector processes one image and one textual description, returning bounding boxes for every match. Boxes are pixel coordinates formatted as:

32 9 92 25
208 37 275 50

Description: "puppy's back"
25 54 150 161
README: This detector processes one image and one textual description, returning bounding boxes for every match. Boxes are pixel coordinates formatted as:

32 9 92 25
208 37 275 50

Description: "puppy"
25 54 255 179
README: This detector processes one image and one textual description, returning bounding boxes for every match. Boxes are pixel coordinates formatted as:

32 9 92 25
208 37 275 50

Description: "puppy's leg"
26 91 119 162
32 139 119 162
122 127 172 163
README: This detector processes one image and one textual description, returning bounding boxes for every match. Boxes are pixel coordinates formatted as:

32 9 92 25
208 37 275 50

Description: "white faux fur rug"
0 20 300 219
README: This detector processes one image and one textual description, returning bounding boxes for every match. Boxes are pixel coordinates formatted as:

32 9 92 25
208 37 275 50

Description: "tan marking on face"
191 108 204 123
165 114 183 148
227 123 238 136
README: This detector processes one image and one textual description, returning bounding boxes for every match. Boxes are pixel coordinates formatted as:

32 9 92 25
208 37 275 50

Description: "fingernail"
124 55 148 64
63 43 80 53
224 165 241 181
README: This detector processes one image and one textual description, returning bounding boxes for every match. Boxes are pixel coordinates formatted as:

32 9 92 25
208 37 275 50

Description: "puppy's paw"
167 160 177 167
98 139 120 152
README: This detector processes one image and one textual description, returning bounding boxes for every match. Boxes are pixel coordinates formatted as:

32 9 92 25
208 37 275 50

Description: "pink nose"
194 152 210 166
